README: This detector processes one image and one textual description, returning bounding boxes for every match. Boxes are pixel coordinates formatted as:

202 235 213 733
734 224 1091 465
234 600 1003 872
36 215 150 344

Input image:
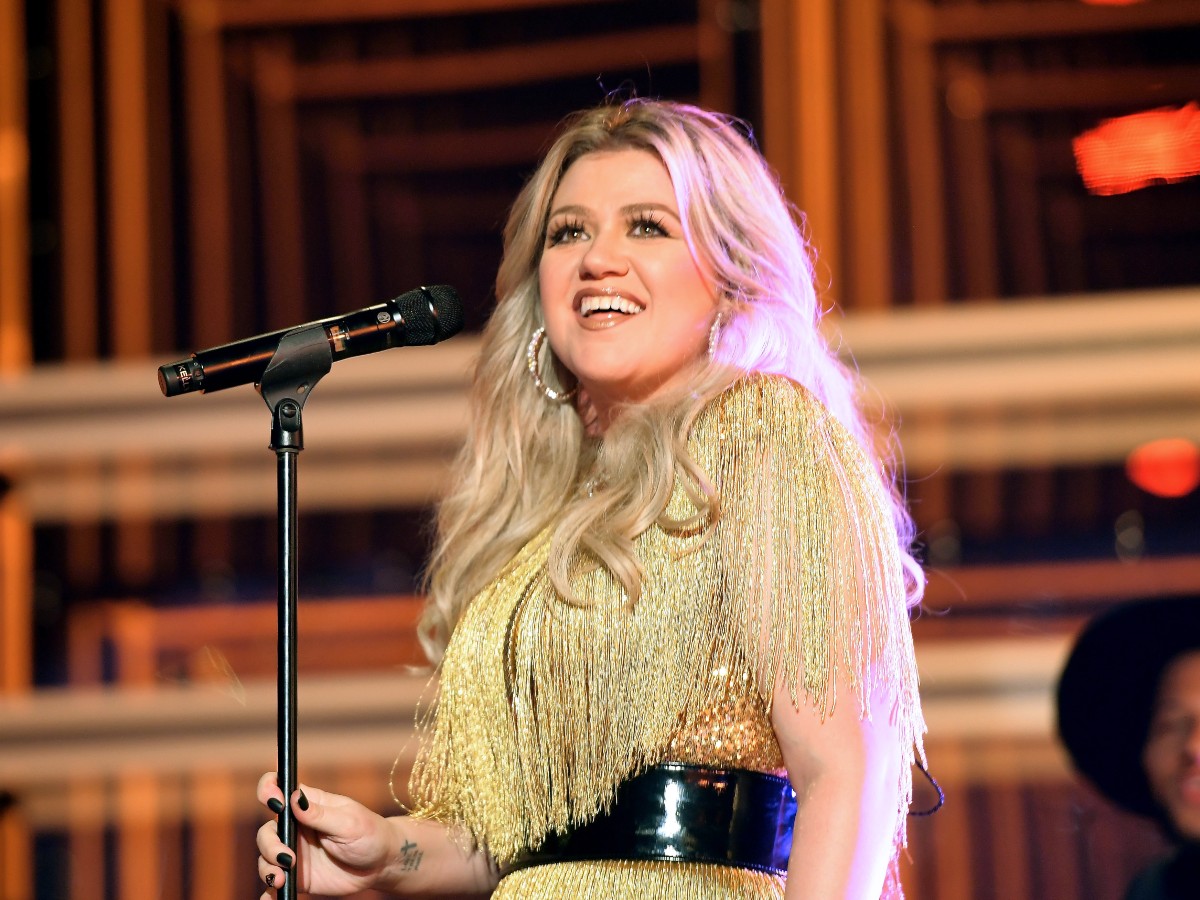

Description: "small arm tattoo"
399 839 424 872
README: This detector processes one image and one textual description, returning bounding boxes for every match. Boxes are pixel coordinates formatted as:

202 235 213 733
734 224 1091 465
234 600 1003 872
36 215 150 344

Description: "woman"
256 98 927 899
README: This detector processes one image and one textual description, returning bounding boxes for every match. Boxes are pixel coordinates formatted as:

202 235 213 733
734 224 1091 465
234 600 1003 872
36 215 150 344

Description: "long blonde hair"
419 99 921 662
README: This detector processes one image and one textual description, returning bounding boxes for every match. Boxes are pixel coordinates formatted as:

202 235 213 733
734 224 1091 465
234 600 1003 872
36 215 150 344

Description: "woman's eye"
630 216 668 237
547 221 586 245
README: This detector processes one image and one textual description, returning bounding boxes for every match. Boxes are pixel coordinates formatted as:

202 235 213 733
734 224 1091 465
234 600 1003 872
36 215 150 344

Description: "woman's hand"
256 772 499 898
256 773 397 897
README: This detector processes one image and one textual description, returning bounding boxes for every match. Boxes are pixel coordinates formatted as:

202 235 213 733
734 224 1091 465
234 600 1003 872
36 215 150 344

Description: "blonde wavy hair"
419 98 922 662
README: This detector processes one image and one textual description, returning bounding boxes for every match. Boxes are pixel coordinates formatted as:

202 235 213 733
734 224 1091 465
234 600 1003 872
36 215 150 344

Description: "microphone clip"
259 324 334 451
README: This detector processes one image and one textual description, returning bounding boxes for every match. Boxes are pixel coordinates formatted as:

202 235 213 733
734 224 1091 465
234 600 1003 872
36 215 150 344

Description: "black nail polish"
297 791 309 811
265 873 276 887
267 797 284 815
276 851 293 870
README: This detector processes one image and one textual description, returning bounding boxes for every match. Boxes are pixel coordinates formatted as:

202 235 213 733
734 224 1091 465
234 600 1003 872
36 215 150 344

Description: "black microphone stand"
257 324 334 900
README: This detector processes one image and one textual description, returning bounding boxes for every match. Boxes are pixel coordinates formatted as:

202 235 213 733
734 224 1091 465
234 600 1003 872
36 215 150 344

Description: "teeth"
580 294 644 317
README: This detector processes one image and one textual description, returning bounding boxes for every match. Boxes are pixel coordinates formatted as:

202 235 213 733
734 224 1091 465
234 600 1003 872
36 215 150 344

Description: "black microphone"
158 285 463 397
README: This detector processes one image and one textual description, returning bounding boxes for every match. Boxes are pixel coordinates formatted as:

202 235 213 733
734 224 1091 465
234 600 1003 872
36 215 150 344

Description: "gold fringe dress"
410 375 926 899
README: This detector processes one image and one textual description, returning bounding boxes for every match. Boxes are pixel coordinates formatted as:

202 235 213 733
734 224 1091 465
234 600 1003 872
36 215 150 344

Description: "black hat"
1056 595 1200 819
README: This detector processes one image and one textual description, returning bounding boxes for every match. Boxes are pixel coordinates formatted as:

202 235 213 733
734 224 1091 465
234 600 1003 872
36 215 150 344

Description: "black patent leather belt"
507 762 797 876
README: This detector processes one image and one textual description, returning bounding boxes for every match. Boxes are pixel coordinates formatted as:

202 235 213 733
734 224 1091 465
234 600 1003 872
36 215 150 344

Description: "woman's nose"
578 229 628 278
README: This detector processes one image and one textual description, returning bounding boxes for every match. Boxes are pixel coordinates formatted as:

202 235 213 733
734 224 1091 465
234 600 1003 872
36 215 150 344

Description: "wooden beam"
0 799 32 900
1 288 1197 521
944 57 1000 299
893 16 949 304
144 0 176 355
0 0 33 715
0 489 32 692
104 0 154 357
180 9 235 348
697 0 735 113
971 64 1200 113
319 120 375 313
251 38 307 330
0 673 428 790
841 0 893 310
0 0 30 369
290 25 700 100
891 0 1200 43
57 0 100 361
116 771 162 900
67 779 105 900
994 123 1049 295
189 771 238 900
759 0 842 307
923 555 1200 612
358 121 553 173
180 0 617 30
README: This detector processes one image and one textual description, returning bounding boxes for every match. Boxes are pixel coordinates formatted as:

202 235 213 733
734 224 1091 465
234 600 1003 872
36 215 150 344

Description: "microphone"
158 285 463 397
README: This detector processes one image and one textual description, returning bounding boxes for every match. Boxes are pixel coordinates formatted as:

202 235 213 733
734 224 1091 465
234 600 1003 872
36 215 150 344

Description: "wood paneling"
0 636 1178 900
0 490 32 692
0 0 30 369
57 0 101 362
66 595 429 686
761 0 1200 307
103 0 156 358
3 2 1198 897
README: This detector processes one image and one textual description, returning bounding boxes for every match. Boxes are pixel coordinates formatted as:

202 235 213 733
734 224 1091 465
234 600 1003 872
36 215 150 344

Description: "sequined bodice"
666 668 785 773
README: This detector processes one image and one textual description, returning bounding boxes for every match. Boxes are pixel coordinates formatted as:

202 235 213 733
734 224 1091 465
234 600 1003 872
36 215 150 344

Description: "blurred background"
1 0 1199 897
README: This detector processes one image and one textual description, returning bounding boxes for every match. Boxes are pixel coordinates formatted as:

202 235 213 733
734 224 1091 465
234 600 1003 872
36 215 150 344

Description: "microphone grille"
424 285 464 340
394 285 463 345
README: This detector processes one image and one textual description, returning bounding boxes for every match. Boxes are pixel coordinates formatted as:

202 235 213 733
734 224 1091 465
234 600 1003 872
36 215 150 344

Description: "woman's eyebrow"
546 203 590 219
620 202 680 219
546 201 681 221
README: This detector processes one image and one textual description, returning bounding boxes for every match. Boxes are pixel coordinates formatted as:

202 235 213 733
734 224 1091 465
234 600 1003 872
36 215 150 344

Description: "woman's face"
1143 650 1200 840
537 148 718 419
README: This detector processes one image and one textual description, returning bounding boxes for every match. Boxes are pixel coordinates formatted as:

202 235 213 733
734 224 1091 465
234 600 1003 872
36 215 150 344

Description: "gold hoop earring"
526 327 578 403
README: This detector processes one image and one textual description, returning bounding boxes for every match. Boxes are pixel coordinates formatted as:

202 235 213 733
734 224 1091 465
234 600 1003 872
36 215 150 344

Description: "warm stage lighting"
1073 103 1200 195
1080 1 1145 6
1125 438 1200 498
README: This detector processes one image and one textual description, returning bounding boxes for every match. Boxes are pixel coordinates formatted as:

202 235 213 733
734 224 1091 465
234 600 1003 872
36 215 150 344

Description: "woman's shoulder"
703 371 820 414
693 372 833 444
690 372 883 491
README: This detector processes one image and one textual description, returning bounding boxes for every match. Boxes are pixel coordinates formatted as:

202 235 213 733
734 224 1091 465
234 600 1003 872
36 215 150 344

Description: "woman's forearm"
373 815 498 897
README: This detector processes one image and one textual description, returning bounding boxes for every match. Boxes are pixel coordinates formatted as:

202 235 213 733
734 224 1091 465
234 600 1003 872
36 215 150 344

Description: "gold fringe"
698 376 927 861
408 375 925 890
493 860 784 899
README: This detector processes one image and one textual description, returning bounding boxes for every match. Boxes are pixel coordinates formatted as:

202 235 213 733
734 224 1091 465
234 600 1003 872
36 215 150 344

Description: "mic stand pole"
258 325 333 900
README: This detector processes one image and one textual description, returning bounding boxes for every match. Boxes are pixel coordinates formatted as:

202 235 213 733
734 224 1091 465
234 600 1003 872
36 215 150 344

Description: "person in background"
254 97 928 900
1058 594 1200 900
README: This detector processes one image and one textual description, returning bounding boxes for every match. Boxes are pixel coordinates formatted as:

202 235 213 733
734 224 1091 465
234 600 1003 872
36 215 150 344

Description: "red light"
1073 103 1200 196
1126 439 1200 498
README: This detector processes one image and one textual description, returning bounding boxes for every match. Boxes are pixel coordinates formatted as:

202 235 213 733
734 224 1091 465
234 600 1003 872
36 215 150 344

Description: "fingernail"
276 851 293 869
267 797 284 814
297 790 309 811
265 873 276 887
